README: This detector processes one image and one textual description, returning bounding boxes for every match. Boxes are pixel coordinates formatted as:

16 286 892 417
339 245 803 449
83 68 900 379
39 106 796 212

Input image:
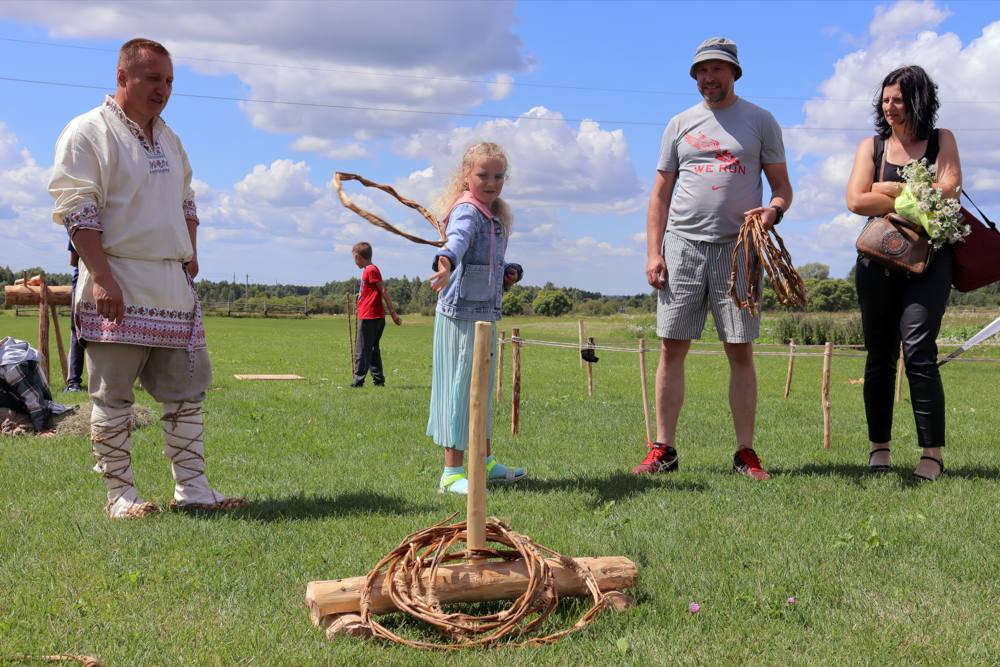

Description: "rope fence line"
502 336 1000 363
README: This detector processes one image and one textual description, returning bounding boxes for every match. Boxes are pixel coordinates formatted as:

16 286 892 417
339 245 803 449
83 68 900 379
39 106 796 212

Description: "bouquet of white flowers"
895 158 969 248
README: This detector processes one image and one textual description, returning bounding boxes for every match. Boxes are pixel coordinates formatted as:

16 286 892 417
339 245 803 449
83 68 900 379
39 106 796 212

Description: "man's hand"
504 265 520 289
744 206 779 231
646 255 667 289
429 257 452 292
184 255 199 279
92 272 126 323
391 312 402 326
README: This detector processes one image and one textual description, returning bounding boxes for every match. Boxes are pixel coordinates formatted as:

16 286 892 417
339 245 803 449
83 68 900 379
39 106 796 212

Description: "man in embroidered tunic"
48 38 245 519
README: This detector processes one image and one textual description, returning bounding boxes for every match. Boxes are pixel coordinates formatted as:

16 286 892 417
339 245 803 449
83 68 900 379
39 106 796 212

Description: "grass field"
2 311 1000 666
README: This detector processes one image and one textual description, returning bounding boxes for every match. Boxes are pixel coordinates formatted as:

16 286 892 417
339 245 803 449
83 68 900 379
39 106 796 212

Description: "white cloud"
785 4 1000 272
1 1 530 145
233 159 321 206
291 136 369 160
396 106 644 214
869 0 950 38
488 74 514 100
0 126 64 270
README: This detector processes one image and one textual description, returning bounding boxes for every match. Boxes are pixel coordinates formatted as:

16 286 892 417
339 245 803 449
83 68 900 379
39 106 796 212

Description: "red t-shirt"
357 264 385 319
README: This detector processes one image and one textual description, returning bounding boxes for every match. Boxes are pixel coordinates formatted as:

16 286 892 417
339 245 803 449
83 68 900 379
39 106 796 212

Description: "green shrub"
773 313 864 345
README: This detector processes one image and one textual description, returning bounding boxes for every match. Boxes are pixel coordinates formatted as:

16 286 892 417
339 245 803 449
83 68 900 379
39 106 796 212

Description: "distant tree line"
3 262 999 315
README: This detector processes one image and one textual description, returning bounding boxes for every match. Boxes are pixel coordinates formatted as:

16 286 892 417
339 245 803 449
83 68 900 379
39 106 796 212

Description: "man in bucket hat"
634 37 793 480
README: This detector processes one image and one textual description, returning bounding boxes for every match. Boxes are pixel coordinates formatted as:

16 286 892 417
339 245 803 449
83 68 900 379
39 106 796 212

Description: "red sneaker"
632 443 679 475
733 448 770 480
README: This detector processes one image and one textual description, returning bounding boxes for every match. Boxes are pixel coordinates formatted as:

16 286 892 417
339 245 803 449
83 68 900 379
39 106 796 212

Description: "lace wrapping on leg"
90 412 135 506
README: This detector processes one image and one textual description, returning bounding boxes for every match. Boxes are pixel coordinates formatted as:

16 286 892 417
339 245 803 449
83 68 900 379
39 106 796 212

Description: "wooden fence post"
578 319 585 369
639 338 652 444
49 302 68 384
783 338 796 399
496 330 505 404
465 321 492 555
511 327 521 435
37 276 50 383
822 342 833 450
345 293 355 372
586 336 595 398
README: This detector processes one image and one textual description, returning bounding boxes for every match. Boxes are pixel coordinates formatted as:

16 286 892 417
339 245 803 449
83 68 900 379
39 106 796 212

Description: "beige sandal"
169 496 247 512
105 500 161 519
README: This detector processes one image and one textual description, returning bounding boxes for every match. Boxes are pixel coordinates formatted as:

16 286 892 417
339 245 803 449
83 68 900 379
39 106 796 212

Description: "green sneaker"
486 458 527 484
438 472 469 495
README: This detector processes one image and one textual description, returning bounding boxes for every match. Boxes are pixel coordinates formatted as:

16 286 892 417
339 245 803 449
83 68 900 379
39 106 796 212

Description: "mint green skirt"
426 312 496 451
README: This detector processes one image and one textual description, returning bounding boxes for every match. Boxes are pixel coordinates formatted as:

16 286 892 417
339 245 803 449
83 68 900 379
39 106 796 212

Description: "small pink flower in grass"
787 596 796 606
688 602 700 614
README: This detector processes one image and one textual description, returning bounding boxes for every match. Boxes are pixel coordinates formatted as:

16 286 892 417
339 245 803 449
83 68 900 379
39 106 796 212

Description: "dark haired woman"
845 65 962 481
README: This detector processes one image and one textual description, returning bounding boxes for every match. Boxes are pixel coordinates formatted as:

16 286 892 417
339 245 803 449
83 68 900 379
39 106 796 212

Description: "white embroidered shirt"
48 96 205 350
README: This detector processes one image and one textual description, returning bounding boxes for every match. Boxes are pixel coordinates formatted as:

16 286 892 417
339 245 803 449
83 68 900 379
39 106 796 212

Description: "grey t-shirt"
657 98 785 242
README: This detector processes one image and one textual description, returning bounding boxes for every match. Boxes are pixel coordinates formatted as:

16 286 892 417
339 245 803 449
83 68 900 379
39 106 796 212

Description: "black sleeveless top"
873 129 940 183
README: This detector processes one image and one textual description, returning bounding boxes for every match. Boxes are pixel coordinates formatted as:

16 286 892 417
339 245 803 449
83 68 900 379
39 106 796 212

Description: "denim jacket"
433 200 520 321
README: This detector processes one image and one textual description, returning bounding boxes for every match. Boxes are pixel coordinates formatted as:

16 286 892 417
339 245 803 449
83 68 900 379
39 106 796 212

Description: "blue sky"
1 0 998 293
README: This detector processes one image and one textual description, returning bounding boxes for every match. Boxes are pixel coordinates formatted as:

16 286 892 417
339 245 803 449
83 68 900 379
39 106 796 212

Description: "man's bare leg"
724 342 756 450
655 338 691 446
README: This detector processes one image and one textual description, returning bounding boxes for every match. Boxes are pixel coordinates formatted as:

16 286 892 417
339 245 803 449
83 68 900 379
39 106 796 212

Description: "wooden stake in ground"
638 337 652 443
465 321 492 555
49 302 69 383
511 327 521 436
822 341 833 450
38 276 50 383
586 336 595 398
496 330 505 404
345 292 355 374
578 319 585 369
895 342 904 403
784 338 796 399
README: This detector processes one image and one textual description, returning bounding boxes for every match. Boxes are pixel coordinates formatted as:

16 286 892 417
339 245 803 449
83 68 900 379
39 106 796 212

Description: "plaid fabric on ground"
0 360 53 431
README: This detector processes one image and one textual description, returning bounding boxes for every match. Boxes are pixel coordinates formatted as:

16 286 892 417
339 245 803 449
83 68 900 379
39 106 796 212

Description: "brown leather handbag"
855 139 933 276
856 212 933 276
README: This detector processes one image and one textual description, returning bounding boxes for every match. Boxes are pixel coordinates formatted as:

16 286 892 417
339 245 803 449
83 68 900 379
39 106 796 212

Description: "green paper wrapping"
894 186 933 236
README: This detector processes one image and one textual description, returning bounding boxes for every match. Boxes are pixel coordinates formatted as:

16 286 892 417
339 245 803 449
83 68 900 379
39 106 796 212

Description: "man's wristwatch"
770 205 784 224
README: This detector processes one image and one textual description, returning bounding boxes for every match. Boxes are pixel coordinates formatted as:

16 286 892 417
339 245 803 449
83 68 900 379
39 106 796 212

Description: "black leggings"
855 247 952 448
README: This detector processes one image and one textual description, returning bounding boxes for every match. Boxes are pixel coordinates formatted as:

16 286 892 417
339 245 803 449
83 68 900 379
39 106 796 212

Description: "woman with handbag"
845 65 962 481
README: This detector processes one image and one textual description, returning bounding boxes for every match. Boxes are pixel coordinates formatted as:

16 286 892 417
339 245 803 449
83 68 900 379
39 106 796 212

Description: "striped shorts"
656 232 759 343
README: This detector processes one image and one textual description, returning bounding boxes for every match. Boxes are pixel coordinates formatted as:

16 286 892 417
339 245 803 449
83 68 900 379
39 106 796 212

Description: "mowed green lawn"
2 312 1000 666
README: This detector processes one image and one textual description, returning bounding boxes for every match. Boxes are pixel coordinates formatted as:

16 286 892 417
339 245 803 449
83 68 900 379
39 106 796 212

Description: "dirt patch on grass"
1 402 157 438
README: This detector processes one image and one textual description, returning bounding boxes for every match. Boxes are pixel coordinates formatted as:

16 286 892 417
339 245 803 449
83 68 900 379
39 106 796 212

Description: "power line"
1 35 996 105
4 75 1000 132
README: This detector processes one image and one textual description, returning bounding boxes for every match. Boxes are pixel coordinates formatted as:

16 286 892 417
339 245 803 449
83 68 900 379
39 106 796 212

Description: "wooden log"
894 342 904 403
638 338 652 443
511 327 521 435
49 303 69 384
783 338 796 399
586 336 595 398
38 277 50 383
578 319 585 368
306 555 637 624
822 342 833 450
495 330 505 404
4 284 73 306
466 321 492 554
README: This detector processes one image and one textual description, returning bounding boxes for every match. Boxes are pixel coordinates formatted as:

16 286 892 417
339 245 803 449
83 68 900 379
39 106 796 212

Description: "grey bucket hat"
689 37 742 80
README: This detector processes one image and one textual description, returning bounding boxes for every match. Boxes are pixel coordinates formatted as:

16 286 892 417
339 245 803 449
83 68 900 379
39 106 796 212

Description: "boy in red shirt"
351 242 402 387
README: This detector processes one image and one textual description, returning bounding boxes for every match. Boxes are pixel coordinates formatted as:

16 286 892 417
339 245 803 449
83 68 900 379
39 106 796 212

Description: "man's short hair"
352 242 373 260
118 38 171 73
